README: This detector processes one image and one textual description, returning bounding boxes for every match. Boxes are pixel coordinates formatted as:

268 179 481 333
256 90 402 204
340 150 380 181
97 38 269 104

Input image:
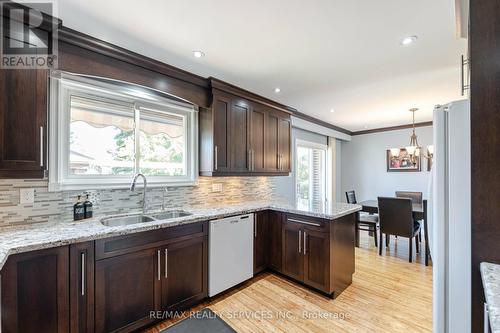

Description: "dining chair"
346 190 379 247
396 191 423 243
377 197 421 263
395 191 423 205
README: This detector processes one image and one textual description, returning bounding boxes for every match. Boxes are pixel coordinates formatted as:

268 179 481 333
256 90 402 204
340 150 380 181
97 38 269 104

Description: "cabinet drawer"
284 213 330 233
96 221 207 260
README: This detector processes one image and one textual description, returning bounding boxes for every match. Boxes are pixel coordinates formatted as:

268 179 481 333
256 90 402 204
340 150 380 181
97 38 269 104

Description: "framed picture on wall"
386 148 421 172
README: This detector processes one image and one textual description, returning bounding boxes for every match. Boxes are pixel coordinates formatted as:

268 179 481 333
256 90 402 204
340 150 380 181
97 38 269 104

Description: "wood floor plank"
142 234 432 333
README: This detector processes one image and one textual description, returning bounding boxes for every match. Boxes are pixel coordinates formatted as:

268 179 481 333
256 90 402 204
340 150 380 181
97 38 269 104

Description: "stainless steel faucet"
161 187 169 211
130 173 148 213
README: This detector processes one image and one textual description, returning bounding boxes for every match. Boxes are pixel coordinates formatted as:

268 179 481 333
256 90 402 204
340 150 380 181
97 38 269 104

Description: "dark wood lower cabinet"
161 235 208 311
95 248 161 333
1 246 70 333
267 210 283 272
303 229 330 292
254 211 268 274
280 213 356 297
282 221 304 281
70 241 95 333
0 214 354 333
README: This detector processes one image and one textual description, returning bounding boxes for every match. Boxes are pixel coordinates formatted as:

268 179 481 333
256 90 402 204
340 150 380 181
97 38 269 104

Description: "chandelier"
405 108 421 166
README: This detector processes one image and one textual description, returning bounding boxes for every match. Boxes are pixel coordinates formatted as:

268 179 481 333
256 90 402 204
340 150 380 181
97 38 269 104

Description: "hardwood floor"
143 233 432 333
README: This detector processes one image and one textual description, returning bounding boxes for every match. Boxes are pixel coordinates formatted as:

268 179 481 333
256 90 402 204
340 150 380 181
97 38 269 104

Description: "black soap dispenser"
83 194 93 219
73 195 85 221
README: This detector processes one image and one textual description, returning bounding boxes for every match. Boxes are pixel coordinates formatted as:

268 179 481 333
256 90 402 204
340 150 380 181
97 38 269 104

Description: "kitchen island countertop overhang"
0 201 361 272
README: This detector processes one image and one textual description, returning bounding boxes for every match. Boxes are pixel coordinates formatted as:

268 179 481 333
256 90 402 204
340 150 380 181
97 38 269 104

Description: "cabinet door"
1 247 69 333
70 242 95 333
161 236 208 311
230 98 250 172
265 112 280 172
95 248 161 333
212 95 231 172
282 222 304 281
278 117 291 172
268 210 283 272
250 106 266 172
303 229 330 292
254 211 268 274
0 67 47 178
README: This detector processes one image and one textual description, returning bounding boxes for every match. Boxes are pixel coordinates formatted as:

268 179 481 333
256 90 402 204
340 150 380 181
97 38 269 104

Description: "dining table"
358 199 430 266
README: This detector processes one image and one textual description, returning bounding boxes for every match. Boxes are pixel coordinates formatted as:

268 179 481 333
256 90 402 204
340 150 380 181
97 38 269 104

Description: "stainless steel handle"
303 231 307 255
287 218 322 227
248 150 251 170
40 126 44 167
157 250 161 281
484 303 490 333
254 219 257 237
251 150 254 170
214 146 218 170
81 252 85 296
164 248 168 278
298 230 302 253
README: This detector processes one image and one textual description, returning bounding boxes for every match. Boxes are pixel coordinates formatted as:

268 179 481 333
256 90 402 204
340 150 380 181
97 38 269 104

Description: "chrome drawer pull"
157 250 161 281
81 252 85 296
287 218 322 227
298 230 302 253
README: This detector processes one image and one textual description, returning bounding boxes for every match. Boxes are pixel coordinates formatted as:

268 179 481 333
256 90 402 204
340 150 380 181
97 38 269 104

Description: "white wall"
341 126 433 202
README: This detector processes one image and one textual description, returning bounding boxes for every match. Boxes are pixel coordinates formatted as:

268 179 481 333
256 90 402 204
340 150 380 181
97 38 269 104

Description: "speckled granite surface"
0 201 361 271
481 262 500 333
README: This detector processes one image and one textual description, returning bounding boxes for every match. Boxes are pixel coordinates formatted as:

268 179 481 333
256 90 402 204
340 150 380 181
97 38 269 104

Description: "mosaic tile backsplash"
0 177 279 228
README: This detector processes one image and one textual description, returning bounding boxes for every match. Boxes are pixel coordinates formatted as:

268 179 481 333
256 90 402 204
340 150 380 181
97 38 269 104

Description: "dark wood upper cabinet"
1 246 70 333
278 117 291 172
250 106 266 172
160 235 208 311
95 248 161 333
200 79 292 176
230 99 251 172
0 52 48 178
70 242 95 333
254 211 268 274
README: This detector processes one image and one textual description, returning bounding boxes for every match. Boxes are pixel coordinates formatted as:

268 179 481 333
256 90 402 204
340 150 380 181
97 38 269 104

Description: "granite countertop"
481 262 500 332
0 201 361 271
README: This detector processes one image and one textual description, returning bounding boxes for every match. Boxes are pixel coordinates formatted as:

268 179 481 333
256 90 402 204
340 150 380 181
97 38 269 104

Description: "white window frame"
295 139 329 210
48 71 198 191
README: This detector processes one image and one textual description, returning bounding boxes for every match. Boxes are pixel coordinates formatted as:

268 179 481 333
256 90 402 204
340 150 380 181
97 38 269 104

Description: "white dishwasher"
209 213 254 297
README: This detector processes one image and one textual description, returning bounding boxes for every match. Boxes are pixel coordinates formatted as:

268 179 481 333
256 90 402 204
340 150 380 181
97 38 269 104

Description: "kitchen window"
49 72 198 191
295 140 327 211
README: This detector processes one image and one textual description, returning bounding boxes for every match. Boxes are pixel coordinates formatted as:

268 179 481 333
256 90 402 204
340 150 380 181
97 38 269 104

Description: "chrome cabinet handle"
40 126 44 167
287 218 322 227
164 248 168 278
248 150 251 170
298 230 302 253
254 219 257 237
251 150 255 170
81 252 85 296
157 250 161 281
214 146 218 170
303 232 307 255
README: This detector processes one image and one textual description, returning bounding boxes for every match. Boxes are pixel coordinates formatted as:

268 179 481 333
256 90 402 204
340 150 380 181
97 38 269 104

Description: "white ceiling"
52 0 467 131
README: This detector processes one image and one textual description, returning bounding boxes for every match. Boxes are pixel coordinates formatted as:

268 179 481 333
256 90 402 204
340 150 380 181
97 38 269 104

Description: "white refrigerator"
432 99 471 333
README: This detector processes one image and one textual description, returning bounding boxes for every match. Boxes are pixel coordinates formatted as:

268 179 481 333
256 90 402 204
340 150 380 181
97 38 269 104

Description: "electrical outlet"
19 188 35 204
212 183 223 192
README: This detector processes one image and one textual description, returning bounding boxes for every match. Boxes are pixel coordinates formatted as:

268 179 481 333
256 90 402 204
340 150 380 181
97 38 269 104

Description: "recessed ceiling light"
274 87 281 93
193 50 205 58
330 108 335 113
401 36 418 46
363 125 369 129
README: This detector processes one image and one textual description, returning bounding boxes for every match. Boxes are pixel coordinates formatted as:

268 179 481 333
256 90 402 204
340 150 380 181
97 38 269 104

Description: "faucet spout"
130 173 148 213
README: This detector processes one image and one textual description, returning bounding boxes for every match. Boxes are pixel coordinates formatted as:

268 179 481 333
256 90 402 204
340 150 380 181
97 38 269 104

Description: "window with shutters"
295 140 327 211
49 72 198 191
